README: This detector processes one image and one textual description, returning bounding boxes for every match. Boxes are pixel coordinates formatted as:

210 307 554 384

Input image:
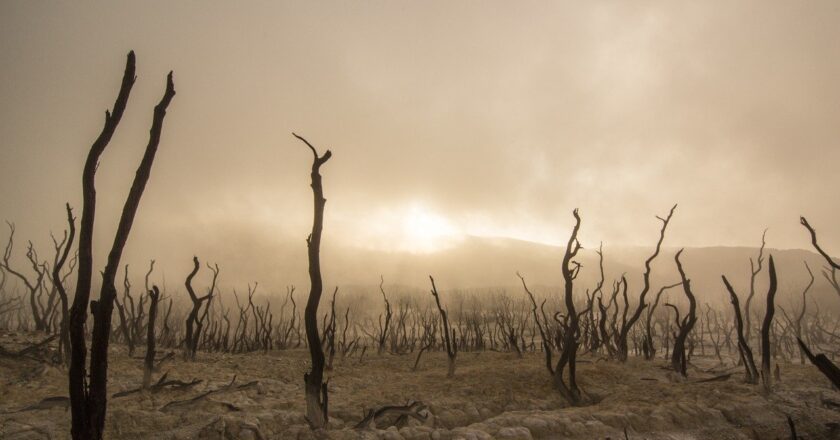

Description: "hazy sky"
1 1 838 285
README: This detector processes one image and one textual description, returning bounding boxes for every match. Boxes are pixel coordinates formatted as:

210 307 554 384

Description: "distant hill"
173 232 839 309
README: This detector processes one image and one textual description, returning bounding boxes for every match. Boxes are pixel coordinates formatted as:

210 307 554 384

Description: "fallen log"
161 375 258 410
112 372 202 398
2 396 69 414
354 401 428 429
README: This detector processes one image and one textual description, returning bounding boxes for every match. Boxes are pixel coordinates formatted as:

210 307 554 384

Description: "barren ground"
1 332 838 439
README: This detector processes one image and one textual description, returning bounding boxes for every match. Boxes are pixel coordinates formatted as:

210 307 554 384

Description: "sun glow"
348 202 462 253
400 203 461 253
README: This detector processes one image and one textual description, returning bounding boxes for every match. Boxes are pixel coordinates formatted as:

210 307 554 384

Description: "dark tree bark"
142 286 160 388
553 209 585 405
68 51 175 440
793 262 813 364
52 204 76 365
722 275 759 384
617 205 676 361
744 230 767 344
671 249 697 377
429 276 457 377
325 287 338 370
2 223 48 331
183 257 217 360
796 337 840 389
642 282 681 360
800 217 840 271
377 275 392 355
68 52 136 440
294 133 332 430
115 265 135 356
760 255 778 391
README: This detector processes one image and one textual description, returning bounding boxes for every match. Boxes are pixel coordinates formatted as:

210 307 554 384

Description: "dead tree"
760 255 778 391
377 275 393 355
67 51 175 440
801 217 840 271
704 305 723 363
722 275 759 383
553 209 585 405
115 265 137 356
744 230 767 344
142 286 160 388
795 262 813 364
519 272 553 373
800 217 840 304
616 205 676 361
429 276 457 377
670 249 697 377
796 337 840 389
2 223 48 331
642 282 681 360
51 204 76 365
183 257 218 360
325 287 338 370
0 269 21 325
294 133 332 430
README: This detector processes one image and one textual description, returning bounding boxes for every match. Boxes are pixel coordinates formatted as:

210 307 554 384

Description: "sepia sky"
1 1 839 286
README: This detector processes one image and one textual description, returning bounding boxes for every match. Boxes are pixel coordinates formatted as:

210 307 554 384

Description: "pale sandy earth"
1 332 838 439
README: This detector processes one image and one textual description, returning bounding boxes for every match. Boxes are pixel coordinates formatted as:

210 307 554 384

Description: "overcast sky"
1 1 838 286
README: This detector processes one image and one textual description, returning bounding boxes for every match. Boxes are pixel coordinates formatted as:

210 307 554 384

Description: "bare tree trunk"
68 52 136 440
794 262 813 365
429 276 457 377
142 286 160 388
800 217 840 271
294 133 332 430
617 205 676 361
744 231 767 345
553 209 584 405
760 256 778 391
68 51 175 440
377 275 392 355
52 204 76 366
722 275 759 383
671 249 697 377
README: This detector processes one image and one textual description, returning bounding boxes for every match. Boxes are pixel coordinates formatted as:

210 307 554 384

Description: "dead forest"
1 52 840 440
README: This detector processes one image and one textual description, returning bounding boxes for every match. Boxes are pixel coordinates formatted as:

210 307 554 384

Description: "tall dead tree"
52 204 76 365
793 262 813 364
744 230 767 344
67 51 175 440
554 209 585 404
429 276 457 377
616 205 676 361
142 286 160 388
377 275 393 355
760 255 778 391
294 133 332 430
670 249 697 377
183 256 218 360
721 275 759 383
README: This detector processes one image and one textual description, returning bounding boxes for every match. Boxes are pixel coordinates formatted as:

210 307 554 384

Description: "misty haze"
1 2 839 439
